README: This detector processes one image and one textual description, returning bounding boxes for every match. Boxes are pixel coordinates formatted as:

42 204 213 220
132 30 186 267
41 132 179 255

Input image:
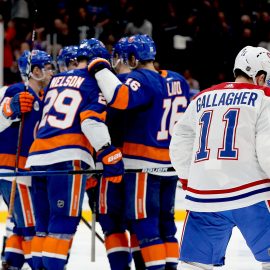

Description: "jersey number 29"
39 89 82 129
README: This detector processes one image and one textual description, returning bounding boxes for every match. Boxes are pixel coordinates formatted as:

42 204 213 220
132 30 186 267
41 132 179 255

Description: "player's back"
122 68 189 170
184 82 270 211
26 68 106 168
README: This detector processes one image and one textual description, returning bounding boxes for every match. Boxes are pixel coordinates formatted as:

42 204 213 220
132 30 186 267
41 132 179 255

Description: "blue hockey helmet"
77 38 110 62
112 37 129 61
127 34 156 62
57 45 79 69
18 50 53 78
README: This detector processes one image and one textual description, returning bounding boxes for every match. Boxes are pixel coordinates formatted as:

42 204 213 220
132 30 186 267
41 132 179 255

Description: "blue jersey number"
195 108 239 162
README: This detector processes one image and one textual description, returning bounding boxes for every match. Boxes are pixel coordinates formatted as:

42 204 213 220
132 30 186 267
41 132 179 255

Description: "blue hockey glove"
88 57 111 76
97 145 124 183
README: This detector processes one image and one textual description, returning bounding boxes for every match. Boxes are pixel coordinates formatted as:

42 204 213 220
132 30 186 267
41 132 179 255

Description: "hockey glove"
2 92 34 120
88 57 111 76
97 145 124 183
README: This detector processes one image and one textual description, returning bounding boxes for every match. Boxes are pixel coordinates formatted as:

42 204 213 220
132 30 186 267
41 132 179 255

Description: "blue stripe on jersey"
186 187 270 203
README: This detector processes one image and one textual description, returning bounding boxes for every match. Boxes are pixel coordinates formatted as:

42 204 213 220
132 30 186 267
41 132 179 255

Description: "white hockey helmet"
233 46 270 86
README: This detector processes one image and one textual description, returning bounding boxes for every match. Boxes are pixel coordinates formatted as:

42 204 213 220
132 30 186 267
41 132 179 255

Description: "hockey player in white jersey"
170 46 270 270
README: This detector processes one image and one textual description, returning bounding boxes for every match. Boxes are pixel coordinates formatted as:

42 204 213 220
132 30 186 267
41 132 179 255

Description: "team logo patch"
33 101 39 111
57 200 65 208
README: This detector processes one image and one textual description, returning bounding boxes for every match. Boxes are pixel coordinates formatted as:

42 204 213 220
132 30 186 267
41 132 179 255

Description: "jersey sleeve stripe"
80 110 107 123
123 142 170 162
0 154 28 171
29 133 94 155
186 178 270 195
110 85 129 109
159 70 168 78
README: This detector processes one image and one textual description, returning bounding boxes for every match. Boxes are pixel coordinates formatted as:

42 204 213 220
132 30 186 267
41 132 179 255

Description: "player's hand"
2 92 34 120
179 179 188 190
88 57 111 76
97 145 124 183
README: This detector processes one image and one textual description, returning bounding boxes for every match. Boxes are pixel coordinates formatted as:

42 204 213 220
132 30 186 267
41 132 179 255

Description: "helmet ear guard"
233 46 270 86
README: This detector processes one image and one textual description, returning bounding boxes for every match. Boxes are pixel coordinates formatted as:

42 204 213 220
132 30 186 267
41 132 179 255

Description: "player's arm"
169 100 196 180
256 96 270 177
0 86 34 132
80 92 124 183
88 58 122 104
88 58 152 110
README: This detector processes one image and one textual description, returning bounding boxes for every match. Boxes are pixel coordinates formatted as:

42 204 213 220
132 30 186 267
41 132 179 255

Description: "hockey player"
0 49 54 270
57 45 79 72
88 34 190 270
169 46 270 270
110 37 145 270
25 39 124 270
79 37 134 270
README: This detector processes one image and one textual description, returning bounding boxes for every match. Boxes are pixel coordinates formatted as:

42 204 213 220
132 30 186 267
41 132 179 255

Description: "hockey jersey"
0 82 43 184
109 69 190 173
106 72 129 148
26 68 107 168
170 82 270 211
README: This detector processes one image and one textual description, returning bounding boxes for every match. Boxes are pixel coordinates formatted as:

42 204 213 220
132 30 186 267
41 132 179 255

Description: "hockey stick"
8 6 38 217
0 166 175 178
91 193 97 262
81 216 104 244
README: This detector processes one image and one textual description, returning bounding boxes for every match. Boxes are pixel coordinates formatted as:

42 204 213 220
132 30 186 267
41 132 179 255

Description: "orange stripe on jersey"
136 173 147 219
29 133 93 155
99 178 108 214
43 236 70 256
110 85 129 109
160 70 168 78
105 232 129 250
0 154 28 170
164 242 179 258
31 236 45 255
22 239 32 258
141 243 166 265
5 235 23 251
70 161 82 217
123 142 170 162
18 184 35 227
80 110 107 123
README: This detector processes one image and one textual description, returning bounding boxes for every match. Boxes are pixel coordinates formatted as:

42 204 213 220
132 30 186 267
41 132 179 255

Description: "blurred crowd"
1 0 270 89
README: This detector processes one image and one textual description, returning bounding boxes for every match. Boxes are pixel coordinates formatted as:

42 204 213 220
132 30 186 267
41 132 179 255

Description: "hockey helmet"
127 34 156 62
233 46 270 86
57 45 79 70
18 50 53 80
77 38 110 62
111 37 129 68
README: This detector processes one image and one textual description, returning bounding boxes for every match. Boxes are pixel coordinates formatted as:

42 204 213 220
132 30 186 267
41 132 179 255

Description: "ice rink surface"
0 218 262 270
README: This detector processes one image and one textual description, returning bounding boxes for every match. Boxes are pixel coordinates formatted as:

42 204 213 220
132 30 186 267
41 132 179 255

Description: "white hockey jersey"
170 82 270 212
